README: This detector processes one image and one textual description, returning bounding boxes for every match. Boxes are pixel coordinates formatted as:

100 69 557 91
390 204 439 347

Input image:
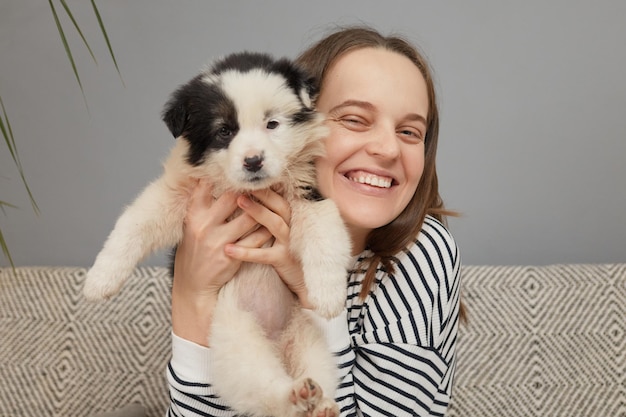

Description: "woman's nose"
365 127 400 160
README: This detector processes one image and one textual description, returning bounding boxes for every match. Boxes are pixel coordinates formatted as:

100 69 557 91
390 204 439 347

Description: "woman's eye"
338 116 368 130
343 116 363 125
399 128 424 142
266 119 280 129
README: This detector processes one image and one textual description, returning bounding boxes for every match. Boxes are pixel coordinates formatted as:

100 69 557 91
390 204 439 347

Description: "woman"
168 26 461 417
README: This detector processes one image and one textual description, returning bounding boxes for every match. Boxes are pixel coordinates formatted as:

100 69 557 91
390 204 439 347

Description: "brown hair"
297 26 459 300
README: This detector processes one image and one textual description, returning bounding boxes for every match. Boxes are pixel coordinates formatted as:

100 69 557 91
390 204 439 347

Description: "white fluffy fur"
83 60 352 417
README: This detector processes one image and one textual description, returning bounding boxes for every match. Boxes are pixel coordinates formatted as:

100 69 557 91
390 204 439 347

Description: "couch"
1 264 624 417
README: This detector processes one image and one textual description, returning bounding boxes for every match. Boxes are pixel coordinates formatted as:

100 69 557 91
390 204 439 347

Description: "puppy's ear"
273 58 319 110
162 98 187 139
298 76 319 109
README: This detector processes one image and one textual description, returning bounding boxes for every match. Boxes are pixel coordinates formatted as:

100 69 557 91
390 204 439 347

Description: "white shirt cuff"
171 331 213 383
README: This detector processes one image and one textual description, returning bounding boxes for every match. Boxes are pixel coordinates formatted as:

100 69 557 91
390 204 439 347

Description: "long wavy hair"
296 26 459 300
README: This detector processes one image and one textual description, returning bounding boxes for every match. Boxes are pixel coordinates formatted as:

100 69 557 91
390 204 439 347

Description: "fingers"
249 189 291 225
186 180 239 227
236 226 274 248
237 191 291 243
224 190 308 304
224 244 277 266
185 181 260 244
176 182 249 295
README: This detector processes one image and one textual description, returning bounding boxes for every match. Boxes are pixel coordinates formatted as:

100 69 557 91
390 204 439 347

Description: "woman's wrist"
171 283 219 347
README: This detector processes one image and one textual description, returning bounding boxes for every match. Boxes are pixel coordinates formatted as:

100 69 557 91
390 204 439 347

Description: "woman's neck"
348 226 370 256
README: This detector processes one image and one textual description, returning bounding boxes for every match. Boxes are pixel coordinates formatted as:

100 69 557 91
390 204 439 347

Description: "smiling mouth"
346 171 393 189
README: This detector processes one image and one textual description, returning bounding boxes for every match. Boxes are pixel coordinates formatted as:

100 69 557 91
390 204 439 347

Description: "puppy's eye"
266 119 280 130
217 126 233 139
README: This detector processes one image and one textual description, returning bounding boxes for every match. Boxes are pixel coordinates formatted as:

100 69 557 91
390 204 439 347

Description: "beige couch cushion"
1 264 625 416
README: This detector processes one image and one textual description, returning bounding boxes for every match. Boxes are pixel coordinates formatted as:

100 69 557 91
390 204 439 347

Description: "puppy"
83 52 352 417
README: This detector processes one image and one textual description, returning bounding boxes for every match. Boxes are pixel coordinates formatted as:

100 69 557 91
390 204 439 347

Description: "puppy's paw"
310 397 339 417
82 268 125 301
306 272 347 319
308 292 346 320
290 377 323 413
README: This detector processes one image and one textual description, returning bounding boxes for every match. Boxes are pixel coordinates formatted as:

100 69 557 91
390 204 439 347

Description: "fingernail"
238 195 250 208
224 244 239 257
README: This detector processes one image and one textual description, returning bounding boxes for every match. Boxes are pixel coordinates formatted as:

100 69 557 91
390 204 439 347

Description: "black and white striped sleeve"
336 216 461 416
166 333 236 417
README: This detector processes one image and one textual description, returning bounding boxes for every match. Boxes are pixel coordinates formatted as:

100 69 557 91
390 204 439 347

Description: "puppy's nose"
243 154 264 172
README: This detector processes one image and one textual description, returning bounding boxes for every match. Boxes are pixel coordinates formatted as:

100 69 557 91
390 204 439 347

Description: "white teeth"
348 174 392 188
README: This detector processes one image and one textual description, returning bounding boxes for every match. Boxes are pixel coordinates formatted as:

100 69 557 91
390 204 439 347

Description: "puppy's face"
162 53 323 191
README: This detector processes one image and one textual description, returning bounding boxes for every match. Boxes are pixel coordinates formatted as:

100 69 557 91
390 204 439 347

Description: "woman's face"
315 47 429 253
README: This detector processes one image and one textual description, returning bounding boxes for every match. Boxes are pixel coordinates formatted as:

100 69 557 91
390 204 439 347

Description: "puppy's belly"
234 263 296 340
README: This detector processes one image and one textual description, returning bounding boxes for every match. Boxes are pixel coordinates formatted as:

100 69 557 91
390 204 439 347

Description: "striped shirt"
167 215 461 417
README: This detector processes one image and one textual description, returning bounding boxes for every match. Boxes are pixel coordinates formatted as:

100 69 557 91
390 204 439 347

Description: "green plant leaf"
60 0 98 64
48 0 89 109
16 168 40 215
0 200 17 271
0 226 16 272
91 0 125 86
0 96 39 215
0 200 19 210
0 96 18 163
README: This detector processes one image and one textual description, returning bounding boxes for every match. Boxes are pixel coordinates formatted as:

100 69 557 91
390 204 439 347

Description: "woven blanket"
1 265 625 417
0 267 171 417
448 264 626 417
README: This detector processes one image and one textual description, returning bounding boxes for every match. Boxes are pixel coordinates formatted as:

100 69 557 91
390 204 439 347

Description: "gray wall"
1 1 625 268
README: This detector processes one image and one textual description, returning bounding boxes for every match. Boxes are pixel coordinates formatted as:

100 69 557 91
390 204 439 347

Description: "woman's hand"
224 189 313 309
171 180 273 346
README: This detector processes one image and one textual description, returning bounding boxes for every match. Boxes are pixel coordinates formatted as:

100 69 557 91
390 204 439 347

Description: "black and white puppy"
83 52 351 417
